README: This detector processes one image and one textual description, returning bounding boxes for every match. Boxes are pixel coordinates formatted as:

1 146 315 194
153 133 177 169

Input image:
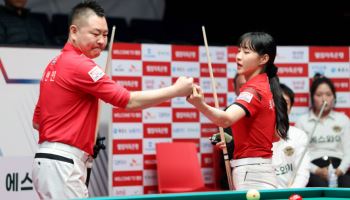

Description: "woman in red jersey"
188 32 289 190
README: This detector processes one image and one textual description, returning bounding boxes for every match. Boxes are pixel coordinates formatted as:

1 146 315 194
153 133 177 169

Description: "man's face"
234 75 246 95
282 93 292 114
70 14 108 59
6 0 27 8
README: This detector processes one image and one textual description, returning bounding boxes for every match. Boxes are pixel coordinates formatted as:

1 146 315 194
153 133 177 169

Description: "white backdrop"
0 47 107 199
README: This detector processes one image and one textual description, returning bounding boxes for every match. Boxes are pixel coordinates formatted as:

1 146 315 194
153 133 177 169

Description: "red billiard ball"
289 194 302 200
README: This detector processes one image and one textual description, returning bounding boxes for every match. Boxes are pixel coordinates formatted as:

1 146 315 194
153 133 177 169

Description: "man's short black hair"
69 0 105 26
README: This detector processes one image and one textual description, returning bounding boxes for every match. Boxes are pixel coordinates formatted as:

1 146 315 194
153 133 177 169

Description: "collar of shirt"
63 42 83 55
308 110 336 121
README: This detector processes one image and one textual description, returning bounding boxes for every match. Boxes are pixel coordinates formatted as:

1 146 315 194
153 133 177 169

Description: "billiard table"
85 188 350 200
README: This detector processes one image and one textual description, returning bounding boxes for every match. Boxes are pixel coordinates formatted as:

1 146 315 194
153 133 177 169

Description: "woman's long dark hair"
238 32 289 140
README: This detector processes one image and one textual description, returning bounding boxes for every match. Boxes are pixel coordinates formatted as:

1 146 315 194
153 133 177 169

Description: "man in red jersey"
32 1 193 199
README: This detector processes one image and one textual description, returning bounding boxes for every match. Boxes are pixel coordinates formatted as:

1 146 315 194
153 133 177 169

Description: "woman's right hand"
315 167 328 180
186 84 204 107
216 141 226 150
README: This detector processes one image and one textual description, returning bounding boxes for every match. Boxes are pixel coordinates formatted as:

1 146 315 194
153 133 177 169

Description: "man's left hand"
93 136 106 159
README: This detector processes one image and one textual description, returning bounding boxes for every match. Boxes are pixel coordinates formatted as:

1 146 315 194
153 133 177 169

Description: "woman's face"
236 40 269 80
313 83 335 112
236 46 264 78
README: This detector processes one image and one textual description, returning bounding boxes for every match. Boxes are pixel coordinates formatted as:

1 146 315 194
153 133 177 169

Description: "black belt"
35 153 74 164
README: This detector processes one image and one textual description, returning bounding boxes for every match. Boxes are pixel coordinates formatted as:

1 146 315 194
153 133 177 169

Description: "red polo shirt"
33 43 130 155
232 73 276 159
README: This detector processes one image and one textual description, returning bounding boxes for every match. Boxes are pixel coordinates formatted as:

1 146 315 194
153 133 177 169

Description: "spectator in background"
295 74 350 187
272 83 310 188
0 0 50 46
233 73 246 97
223 74 247 137
210 74 246 190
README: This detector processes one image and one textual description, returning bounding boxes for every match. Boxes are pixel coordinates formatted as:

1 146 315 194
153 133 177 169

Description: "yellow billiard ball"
246 189 260 200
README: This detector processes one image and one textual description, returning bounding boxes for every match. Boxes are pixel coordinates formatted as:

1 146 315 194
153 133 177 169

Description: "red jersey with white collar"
232 73 276 159
33 43 130 155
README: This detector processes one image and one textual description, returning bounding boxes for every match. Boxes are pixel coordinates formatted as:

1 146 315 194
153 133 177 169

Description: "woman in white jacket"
295 74 350 187
272 84 310 188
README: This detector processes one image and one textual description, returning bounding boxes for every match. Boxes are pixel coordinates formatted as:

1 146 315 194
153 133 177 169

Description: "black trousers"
307 157 350 187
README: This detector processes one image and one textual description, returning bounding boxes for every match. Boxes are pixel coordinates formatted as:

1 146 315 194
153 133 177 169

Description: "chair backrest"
156 142 205 193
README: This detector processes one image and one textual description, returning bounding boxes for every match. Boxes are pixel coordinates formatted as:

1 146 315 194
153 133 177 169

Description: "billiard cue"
288 100 327 187
86 26 116 187
201 26 234 190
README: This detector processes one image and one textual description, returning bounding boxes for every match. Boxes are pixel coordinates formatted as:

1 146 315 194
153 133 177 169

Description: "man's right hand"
173 76 193 97
93 136 106 159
